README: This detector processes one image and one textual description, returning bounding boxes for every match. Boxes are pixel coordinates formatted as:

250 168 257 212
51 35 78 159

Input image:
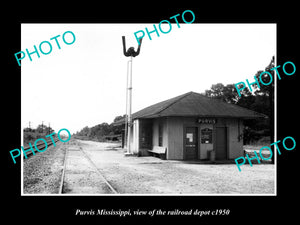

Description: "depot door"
185 127 198 160
215 127 227 160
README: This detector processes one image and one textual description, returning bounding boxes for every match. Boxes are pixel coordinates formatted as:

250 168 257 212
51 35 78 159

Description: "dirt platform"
77 140 275 195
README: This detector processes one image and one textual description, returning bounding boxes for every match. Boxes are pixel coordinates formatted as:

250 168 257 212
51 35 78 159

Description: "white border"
21 23 277 197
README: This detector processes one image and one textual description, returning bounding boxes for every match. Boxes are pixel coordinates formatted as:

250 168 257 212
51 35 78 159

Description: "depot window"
158 123 163 146
201 128 213 144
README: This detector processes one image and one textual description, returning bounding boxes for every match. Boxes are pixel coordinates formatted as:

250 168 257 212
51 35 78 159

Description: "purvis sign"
197 118 217 124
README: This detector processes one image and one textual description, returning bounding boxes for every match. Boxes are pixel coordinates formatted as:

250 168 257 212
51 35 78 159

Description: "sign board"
186 133 193 142
197 118 217 124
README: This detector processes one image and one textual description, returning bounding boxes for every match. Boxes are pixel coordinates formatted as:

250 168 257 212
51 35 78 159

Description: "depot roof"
114 91 266 125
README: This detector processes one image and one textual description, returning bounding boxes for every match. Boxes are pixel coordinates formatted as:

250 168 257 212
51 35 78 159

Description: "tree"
113 115 126 123
36 124 47 133
23 127 33 132
77 126 90 136
204 83 239 104
255 56 275 163
203 56 274 150
47 126 55 134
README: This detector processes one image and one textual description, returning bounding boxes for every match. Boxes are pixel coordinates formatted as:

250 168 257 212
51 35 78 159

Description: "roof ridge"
155 91 194 116
192 92 268 118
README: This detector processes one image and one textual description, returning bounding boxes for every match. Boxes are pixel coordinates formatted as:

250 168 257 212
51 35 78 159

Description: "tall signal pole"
127 56 133 154
122 36 143 155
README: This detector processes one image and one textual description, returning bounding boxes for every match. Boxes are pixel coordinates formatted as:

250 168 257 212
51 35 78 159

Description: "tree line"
75 116 125 141
23 124 55 145
203 56 274 144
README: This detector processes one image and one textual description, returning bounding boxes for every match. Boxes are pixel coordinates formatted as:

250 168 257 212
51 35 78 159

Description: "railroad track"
58 144 118 194
23 138 60 158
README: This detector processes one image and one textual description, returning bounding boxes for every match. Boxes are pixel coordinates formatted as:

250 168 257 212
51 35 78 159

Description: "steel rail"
79 146 118 194
22 138 60 158
58 144 118 194
58 146 68 194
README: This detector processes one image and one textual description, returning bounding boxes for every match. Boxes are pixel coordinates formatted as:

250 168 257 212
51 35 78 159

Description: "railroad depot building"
118 91 266 161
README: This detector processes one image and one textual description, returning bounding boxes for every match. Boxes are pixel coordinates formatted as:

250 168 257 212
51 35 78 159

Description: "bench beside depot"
148 146 167 160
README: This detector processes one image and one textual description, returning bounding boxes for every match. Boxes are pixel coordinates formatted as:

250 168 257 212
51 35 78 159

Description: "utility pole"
122 36 143 155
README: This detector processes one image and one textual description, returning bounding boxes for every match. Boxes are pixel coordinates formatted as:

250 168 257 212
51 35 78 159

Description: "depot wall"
130 116 244 161
165 117 243 160
217 118 244 159
150 117 244 160
167 117 184 160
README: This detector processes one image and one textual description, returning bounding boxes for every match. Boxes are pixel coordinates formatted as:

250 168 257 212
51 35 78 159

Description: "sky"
21 23 276 134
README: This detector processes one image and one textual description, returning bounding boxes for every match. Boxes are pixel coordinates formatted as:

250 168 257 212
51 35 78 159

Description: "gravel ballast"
23 139 275 195
23 141 67 194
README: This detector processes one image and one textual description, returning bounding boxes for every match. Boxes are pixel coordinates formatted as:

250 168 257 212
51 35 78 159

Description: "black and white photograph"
21 23 276 195
4 4 298 224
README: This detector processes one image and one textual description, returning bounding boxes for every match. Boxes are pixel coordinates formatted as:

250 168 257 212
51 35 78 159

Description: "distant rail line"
23 138 60 158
